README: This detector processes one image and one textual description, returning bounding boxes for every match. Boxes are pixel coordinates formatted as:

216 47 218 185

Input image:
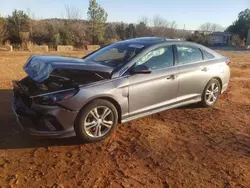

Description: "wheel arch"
211 77 223 93
97 97 122 123
199 77 222 107
75 96 122 125
202 77 223 94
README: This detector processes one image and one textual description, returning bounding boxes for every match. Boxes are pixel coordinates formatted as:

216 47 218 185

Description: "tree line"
0 0 249 49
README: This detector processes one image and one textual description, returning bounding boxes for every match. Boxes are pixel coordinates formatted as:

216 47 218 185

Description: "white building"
207 32 232 46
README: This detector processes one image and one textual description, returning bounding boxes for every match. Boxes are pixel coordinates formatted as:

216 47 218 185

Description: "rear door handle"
167 75 177 80
201 67 208 72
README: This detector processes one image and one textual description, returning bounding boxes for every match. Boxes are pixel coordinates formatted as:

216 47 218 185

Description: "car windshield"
83 42 145 68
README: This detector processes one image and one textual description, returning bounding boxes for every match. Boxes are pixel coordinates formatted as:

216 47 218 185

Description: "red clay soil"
0 51 249 188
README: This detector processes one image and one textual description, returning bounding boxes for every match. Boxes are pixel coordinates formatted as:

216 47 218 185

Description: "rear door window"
176 45 203 65
202 49 215 60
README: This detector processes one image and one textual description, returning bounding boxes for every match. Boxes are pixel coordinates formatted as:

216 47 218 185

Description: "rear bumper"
221 83 229 93
221 66 231 93
12 92 77 138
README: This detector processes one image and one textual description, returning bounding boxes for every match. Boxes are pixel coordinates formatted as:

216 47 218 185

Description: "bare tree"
136 22 152 37
65 5 82 20
166 21 178 38
48 19 62 33
19 31 29 49
64 5 86 47
138 16 150 26
151 15 169 37
175 30 192 39
211 23 224 32
152 15 168 28
169 21 177 30
104 24 118 41
199 22 224 32
199 22 212 31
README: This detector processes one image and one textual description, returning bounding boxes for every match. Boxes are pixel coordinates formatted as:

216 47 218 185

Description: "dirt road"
0 50 249 188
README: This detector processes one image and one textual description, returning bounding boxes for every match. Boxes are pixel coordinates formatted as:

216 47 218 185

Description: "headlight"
33 89 77 105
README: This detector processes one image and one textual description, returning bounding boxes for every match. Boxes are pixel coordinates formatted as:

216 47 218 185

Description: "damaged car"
12 37 230 142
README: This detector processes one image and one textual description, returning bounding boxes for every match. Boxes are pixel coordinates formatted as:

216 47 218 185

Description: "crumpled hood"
24 55 114 82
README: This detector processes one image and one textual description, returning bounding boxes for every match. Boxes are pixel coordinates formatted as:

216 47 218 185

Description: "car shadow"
0 90 220 150
0 89 86 150
1 89 250 159
0 89 205 149
175 103 204 109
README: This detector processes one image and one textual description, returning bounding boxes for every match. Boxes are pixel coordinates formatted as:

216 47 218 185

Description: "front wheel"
200 79 221 107
75 99 118 142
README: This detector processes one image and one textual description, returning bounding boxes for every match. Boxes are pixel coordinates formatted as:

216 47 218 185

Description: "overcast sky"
0 0 249 30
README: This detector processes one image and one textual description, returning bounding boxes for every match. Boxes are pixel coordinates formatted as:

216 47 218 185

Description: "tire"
200 79 221 107
75 99 118 142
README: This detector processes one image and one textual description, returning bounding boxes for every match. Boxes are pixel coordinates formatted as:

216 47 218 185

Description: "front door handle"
167 75 177 80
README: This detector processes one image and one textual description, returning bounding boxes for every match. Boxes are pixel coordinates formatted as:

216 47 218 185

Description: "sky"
0 0 249 30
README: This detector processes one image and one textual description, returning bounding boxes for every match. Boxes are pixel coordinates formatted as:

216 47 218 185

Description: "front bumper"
12 92 77 138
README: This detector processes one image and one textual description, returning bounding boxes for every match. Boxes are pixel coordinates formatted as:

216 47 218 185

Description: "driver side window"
135 45 174 70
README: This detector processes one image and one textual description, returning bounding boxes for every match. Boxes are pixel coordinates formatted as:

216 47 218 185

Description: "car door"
127 45 179 116
175 44 212 102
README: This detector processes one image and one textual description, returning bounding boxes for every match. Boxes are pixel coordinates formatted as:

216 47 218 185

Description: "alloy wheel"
205 83 219 105
83 106 114 138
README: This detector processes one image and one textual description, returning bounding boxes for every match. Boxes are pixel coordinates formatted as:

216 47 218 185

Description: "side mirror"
132 65 152 74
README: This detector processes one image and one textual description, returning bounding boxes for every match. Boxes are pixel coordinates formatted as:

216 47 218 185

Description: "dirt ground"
0 50 249 188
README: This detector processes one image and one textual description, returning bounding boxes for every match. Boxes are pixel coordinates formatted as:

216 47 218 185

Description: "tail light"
33 89 77 105
225 59 231 66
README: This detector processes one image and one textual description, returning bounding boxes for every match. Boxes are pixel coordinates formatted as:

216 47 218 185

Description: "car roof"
121 37 181 46
117 37 222 58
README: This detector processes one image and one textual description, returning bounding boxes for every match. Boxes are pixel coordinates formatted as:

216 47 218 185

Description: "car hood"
23 55 114 82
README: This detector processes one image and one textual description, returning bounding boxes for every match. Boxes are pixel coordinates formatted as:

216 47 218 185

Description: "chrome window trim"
116 41 221 78
201 49 216 60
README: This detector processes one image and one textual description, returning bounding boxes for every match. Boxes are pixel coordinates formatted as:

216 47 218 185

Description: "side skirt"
121 98 201 123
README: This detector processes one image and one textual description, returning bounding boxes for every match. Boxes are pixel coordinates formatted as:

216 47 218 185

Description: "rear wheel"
75 99 118 142
200 79 221 107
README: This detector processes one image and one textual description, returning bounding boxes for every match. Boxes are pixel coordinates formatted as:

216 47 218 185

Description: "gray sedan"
12 37 230 142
